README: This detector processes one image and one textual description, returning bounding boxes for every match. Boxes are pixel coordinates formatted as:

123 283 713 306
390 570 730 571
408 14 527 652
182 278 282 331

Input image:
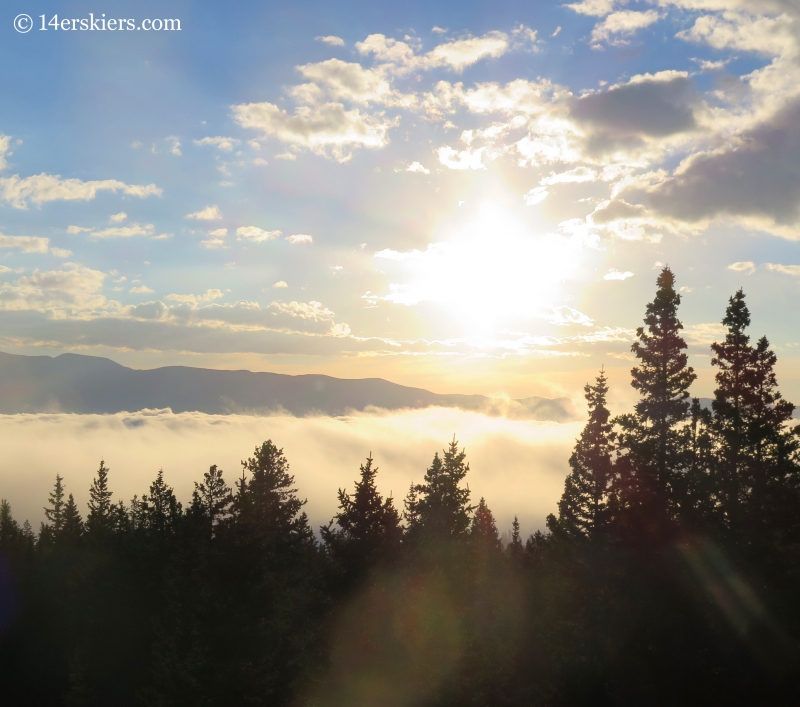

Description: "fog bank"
0 408 582 539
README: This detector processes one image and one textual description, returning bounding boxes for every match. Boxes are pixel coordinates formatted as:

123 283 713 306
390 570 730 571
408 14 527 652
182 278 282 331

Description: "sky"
2 0 800 408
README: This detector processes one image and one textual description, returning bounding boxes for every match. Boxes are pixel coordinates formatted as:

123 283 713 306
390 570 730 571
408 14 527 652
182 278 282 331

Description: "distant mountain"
0 351 577 422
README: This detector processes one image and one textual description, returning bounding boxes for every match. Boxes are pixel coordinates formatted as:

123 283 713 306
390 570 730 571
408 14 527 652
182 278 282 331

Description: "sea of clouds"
0 408 582 540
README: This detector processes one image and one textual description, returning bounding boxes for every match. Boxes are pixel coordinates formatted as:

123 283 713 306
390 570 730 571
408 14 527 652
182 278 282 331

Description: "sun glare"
375 202 588 335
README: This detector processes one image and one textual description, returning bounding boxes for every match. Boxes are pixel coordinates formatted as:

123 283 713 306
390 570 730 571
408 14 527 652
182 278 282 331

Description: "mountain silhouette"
0 351 576 421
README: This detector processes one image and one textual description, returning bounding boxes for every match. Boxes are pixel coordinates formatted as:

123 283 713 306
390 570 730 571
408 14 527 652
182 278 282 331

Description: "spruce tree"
141 468 181 536
508 516 523 559
321 453 402 580
405 436 473 543
62 494 84 541
191 465 232 537
43 474 67 534
470 497 501 550
86 460 114 536
555 369 614 541
616 267 696 528
0 499 21 549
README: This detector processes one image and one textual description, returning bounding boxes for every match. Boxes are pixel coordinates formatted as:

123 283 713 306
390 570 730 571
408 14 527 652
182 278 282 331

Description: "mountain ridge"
0 351 576 422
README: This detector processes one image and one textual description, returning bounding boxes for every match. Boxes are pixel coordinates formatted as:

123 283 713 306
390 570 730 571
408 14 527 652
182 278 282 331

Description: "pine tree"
508 515 523 559
43 474 67 534
616 267 697 528
405 436 473 543
321 453 402 579
62 494 84 541
86 459 114 536
470 497 501 550
555 369 614 541
141 468 181 536
191 465 232 537
0 499 21 549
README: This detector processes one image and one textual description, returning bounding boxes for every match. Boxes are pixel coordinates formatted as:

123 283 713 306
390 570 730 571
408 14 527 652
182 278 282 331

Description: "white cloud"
67 226 93 234
166 137 182 156
232 101 397 162
437 146 486 170
603 269 634 280
406 161 430 174
185 206 222 220
0 262 109 316
286 234 313 244
294 59 402 105
565 0 621 16
764 262 800 276
728 261 756 273
130 285 154 295
269 300 336 321
50 248 72 258
165 289 223 304
316 35 345 46
423 31 510 72
237 226 282 242
590 10 663 48
0 234 50 253
524 187 549 205
273 281 288 288
91 223 155 239
0 174 162 209
110 211 127 223
541 166 599 185
194 136 239 152
0 135 13 171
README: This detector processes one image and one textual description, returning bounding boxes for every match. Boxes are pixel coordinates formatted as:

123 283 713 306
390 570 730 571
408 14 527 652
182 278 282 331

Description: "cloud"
0 262 108 316
67 226 93 234
232 101 398 162
194 136 239 152
570 72 699 153
406 161 430 174
286 234 313 244
110 211 127 223
294 59 401 105
728 261 756 273
186 206 222 220
90 223 156 239
524 187 549 205
0 408 579 537
50 248 73 258
165 289 224 304
316 35 345 46
166 137 182 156
437 146 486 170
200 228 228 249
590 10 663 48
0 174 162 209
269 300 336 321
565 0 620 16
356 30 518 74
643 98 800 231
273 281 288 288
0 234 50 253
237 226 282 242
540 166 599 185
130 285 154 295
764 262 800 275
604 269 634 280
0 134 12 170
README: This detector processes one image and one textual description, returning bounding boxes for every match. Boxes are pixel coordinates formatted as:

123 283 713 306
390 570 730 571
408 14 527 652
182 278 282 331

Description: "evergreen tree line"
1 267 799 706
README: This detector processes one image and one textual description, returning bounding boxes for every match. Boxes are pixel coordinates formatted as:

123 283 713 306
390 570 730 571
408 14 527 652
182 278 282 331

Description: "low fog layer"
0 408 581 539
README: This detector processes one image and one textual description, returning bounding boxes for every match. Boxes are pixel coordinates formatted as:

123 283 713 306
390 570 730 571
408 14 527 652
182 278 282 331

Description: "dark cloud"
571 75 699 154
645 98 800 225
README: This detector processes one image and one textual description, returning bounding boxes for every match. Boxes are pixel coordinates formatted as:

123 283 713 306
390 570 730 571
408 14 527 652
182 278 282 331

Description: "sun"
375 202 587 336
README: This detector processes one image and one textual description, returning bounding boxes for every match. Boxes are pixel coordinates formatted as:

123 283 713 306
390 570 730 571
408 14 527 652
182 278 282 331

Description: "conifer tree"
321 453 402 579
86 460 114 536
141 468 181 536
470 497 501 550
43 474 66 534
62 494 84 541
191 464 232 536
616 267 696 527
405 437 473 542
0 499 21 549
555 369 614 541
508 515 523 559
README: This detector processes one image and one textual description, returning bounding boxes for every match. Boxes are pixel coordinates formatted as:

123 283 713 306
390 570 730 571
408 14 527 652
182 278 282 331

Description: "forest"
1 267 799 706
